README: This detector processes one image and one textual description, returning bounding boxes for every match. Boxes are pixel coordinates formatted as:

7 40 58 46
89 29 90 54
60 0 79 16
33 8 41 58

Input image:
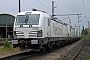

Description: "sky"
0 0 90 29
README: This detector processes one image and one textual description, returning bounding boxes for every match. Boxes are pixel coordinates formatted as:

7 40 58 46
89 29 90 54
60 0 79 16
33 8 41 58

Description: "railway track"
73 39 90 60
58 39 89 60
0 39 84 60
70 39 85 60
15 40 83 60
18 51 48 60
0 48 53 60
0 40 71 60
0 51 36 60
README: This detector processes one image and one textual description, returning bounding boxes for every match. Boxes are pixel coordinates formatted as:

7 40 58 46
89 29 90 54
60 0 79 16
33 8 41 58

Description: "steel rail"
71 40 85 60
18 54 36 60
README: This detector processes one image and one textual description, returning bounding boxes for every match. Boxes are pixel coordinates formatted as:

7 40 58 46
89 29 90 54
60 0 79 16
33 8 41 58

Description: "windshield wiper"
28 22 32 27
20 21 25 27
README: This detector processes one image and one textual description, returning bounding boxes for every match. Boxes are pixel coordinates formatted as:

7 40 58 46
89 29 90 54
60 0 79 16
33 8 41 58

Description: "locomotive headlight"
37 30 43 37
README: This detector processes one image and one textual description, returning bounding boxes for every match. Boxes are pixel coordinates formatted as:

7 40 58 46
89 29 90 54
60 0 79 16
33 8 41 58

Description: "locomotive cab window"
16 14 40 25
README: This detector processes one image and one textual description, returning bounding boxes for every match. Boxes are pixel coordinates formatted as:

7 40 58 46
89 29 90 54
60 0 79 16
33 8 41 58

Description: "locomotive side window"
48 18 50 26
17 15 25 24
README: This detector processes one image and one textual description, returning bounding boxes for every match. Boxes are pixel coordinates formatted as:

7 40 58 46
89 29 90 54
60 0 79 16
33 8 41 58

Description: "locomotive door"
47 18 51 37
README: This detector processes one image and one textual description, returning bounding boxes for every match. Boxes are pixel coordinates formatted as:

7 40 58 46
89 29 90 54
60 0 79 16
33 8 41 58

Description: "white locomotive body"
12 10 80 51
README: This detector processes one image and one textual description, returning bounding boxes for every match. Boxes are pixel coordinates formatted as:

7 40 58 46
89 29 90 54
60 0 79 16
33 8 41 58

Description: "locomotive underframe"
12 37 80 51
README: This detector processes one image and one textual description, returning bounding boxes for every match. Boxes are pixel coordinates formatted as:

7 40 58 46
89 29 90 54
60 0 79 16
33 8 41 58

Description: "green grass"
0 46 11 51
81 34 90 38
0 46 19 56
0 40 19 55
0 40 14 52
0 45 19 52
0 46 19 55
86 54 90 60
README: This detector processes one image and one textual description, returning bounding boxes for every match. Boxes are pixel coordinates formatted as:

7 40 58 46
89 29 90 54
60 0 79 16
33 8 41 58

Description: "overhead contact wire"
35 0 51 10
54 2 78 13
35 0 59 15
81 0 88 19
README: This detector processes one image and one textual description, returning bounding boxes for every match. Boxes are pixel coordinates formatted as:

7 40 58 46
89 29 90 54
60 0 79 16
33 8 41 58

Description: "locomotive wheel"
49 46 52 49
40 45 45 51
47 42 52 49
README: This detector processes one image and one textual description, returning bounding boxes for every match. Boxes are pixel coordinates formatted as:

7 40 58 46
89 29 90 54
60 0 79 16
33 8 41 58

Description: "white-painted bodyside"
70 28 75 37
13 11 68 39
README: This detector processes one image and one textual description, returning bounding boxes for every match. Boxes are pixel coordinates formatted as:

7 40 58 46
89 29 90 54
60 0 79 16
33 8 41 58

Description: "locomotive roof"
17 11 44 15
17 11 68 26
53 18 68 26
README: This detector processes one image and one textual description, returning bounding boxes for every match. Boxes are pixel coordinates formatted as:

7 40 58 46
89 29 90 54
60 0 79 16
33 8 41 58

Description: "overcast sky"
0 0 90 29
